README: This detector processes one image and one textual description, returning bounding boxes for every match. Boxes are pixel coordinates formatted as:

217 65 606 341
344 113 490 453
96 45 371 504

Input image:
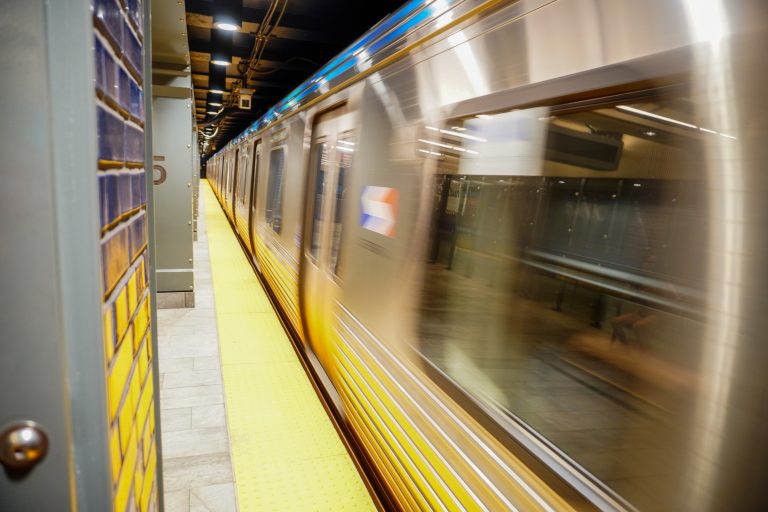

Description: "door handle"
0 421 49 471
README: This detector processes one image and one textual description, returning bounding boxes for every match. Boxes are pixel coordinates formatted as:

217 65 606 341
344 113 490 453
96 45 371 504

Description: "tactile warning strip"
202 180 376 511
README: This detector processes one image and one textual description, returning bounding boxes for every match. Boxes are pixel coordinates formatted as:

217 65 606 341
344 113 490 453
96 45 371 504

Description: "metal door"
301 106 357 369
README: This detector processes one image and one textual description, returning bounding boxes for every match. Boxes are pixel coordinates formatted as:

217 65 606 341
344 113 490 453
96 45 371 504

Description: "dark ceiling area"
186 0 405 156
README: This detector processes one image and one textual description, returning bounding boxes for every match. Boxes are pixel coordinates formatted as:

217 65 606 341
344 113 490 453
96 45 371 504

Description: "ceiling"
185 0 405 155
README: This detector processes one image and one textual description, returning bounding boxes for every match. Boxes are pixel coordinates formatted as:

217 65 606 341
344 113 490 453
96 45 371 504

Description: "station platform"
157 181 376 511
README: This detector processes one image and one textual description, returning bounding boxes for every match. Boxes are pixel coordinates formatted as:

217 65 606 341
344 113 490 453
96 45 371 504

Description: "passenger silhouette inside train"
610 254 659 345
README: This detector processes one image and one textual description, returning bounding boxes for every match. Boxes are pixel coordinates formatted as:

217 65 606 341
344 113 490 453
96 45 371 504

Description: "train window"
419 95 708 509
309 141 329 261
250 141 261 213
331 134 355 277
266 147 285 233
236 148 248 206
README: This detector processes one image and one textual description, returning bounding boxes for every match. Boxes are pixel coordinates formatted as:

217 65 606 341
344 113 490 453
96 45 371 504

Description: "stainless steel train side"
206 0 768 510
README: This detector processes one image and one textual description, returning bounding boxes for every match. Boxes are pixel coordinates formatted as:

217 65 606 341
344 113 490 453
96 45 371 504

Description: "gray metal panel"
143 0 165 508
44 0 113 509
0 0 76 509
152 95 194 293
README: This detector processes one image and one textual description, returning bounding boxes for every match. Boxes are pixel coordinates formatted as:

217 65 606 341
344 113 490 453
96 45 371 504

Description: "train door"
248 139 262 255
301 106 356 369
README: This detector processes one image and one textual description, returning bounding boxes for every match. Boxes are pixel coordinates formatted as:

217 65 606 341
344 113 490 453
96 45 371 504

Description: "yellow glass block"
137 259 146 292
127 270 138 319
141 411 153 466
137 342 149 383
136 377 153 434
148 396 155 433
118 396 136 455
134 455 144 505
115 286 128 344
110 428 122 483
133 321 144 354
107 340 133 422
115 428 138 512
135 266 143 296
103 306 115 364
140 444 156 512
129 365 141 414
135 298 149 342
122 325 134 355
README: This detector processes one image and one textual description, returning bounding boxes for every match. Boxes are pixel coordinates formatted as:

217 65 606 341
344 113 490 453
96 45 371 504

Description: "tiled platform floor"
158 200 237 512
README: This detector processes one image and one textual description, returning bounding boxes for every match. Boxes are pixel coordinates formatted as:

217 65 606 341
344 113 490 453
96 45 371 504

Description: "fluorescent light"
207 111 218 115
616 105 697 129
211 60 230 66
427 126 486 142
337 140 356 146
699 127 717 134
418 138 464 152
209 89 224 94
418 139 479 155
476 114 492 119
336 146 354 153
213 22 239 31
209 102 222 107
418 149 443 157
720 133 737 140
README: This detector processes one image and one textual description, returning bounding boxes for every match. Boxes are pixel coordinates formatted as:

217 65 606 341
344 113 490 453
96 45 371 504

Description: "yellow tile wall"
95 2 157 508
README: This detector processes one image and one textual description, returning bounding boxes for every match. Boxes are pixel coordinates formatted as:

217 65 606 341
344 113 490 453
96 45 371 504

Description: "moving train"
207 0 768 510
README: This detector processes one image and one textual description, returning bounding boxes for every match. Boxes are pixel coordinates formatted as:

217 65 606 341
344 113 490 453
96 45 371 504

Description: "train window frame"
329 131 356 280
266 145 286 234
250 139 261 214
236 146 249 208
231 149 239 204
417 80 703 511
307 139 329 263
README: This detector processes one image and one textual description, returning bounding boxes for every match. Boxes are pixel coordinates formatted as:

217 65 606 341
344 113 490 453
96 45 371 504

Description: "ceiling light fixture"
210 29 233 67
208 64 227 95
213 0 242 32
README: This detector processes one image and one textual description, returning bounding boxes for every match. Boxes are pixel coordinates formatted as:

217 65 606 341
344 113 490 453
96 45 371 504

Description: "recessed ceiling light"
213 22 239 31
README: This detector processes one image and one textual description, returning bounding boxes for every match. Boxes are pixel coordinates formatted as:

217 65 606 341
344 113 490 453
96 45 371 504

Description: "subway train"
206 0 768 510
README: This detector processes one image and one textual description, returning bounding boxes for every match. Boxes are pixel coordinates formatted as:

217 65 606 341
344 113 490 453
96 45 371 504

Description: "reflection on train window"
419 98 707 509
266 147 285 234
331 135 355 277
309 142 329 261
250 141 261 213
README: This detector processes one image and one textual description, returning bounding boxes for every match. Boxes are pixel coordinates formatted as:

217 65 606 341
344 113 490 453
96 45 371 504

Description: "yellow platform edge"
201 180 377 512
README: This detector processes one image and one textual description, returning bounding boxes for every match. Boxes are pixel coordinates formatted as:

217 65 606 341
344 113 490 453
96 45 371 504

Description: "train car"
206 0 768 510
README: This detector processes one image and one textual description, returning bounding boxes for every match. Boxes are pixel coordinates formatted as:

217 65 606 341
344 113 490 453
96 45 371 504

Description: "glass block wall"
92 0 158 510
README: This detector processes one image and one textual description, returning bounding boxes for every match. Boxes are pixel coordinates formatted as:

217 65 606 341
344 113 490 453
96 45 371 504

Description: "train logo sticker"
360 186 399 237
